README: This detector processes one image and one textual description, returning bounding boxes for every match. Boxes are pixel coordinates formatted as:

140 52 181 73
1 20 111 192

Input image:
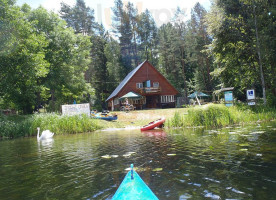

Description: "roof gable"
106 60 146 101
106 60 178 102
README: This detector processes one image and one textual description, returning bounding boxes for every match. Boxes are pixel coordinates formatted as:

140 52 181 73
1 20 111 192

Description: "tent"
188 91 209 98
119 92 142 100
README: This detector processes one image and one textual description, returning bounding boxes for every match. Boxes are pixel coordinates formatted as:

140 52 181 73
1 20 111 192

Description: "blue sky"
16 0 211 28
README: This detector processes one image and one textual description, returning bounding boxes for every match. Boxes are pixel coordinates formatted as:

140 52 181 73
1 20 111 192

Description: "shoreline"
100 126 141 132
1 104 276 139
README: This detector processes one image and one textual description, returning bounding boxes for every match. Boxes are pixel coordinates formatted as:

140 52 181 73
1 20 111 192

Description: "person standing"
125 98 129 106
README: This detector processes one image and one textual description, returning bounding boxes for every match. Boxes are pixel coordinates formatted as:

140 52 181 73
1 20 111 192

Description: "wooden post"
196 95 201 106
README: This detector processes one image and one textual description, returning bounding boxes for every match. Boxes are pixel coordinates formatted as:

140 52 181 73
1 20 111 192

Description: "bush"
267 91 276 108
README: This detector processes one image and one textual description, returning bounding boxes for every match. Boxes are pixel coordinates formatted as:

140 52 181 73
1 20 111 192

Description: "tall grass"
166 112 184 127
167 104 276 128
0 113 102 139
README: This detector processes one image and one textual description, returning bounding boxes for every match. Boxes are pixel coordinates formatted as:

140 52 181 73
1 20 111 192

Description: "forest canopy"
0 0 275 113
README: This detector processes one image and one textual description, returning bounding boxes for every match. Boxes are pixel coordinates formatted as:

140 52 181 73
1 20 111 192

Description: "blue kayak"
112 164 159 200
94 114 117 121
91 112 117 121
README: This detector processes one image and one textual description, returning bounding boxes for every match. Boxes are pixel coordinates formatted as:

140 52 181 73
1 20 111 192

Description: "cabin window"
143 80 151 88
114 98 119 105
133 99 140 104
133 97 146 104
153 82 159 88
161 95 174 103
136 83 143 89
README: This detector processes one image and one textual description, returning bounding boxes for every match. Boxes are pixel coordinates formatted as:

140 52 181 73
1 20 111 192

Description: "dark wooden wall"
117 61 178 98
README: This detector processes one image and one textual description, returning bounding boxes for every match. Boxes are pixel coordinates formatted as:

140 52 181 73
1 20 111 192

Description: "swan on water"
37 127 54 140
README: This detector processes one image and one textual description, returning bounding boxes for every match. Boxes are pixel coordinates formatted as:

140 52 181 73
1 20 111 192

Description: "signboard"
246 89 255 100
62 103 90 116
224 91 233 102
224 91 233 107
246 89 256 106
248 102 256 106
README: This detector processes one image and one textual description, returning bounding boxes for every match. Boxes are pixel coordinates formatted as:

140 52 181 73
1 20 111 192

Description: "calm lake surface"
1 122 276 200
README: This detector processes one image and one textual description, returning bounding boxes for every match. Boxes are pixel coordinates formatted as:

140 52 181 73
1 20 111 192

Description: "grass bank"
0 113 102 139
167 104 276 128
0 108 184 139
1 104 275 139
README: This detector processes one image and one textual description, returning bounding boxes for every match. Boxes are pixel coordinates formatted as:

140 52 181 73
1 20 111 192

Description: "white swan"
37 127 54 140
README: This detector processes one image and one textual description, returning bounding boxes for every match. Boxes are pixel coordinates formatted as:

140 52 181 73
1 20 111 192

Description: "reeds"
167 104 276 128
0 113 102 139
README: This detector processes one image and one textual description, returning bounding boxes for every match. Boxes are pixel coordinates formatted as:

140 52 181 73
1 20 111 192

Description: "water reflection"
37 138 54 150
141 130 167 138
0 122 276 199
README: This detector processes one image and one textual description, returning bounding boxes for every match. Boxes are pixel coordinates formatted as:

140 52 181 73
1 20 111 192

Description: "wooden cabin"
106 60 178 111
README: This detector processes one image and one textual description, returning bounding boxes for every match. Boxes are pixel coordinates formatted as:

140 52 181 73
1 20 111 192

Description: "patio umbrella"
188 91 209 98
119 92 142 100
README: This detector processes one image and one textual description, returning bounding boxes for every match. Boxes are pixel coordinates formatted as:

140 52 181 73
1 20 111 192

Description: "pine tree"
126 2 139 65
60 0 95 35
112 0 137 73
189 3 213 93
158 23 188 97
137 9 158 65
89 29 109 109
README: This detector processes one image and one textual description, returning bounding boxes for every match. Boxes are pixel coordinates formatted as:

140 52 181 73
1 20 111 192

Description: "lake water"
0 122 276 200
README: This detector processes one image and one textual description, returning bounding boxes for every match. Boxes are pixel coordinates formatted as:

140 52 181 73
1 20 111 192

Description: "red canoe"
140 118 166 131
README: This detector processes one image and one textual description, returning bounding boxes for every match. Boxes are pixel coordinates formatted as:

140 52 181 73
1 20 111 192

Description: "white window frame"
114 98 119 105
153 82 159 88
161 95 174 103
171 95 174 102
136 83 143 89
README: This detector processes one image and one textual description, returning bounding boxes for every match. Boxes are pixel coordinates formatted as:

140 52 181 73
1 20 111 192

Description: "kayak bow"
112 164 159 200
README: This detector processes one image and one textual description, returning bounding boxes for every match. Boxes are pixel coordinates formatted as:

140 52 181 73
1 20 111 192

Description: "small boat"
94 114 117 121
91 111 117 121
140 118 166 131
112 164 159 200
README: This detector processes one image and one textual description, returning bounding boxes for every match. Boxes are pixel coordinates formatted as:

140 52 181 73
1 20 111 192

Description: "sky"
16 0 211 29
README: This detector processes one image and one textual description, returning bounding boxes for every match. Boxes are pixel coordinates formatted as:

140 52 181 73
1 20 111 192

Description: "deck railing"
139 87 161 95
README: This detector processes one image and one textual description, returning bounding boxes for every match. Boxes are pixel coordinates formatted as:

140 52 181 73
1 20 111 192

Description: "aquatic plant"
185 104 233 127
166 112 184 127
0 113 102 139
167 104 276 128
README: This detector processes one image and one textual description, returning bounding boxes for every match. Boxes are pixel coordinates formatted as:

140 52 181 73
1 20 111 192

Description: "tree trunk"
205 57 212 91
133 32 138 65
36 92 41 112
180 46 189 104
253 3 266 105
200 57 207 89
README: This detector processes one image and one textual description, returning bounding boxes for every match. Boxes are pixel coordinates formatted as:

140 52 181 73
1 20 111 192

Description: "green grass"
167 103 276 128
0 113 102 139
1 104 275 139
